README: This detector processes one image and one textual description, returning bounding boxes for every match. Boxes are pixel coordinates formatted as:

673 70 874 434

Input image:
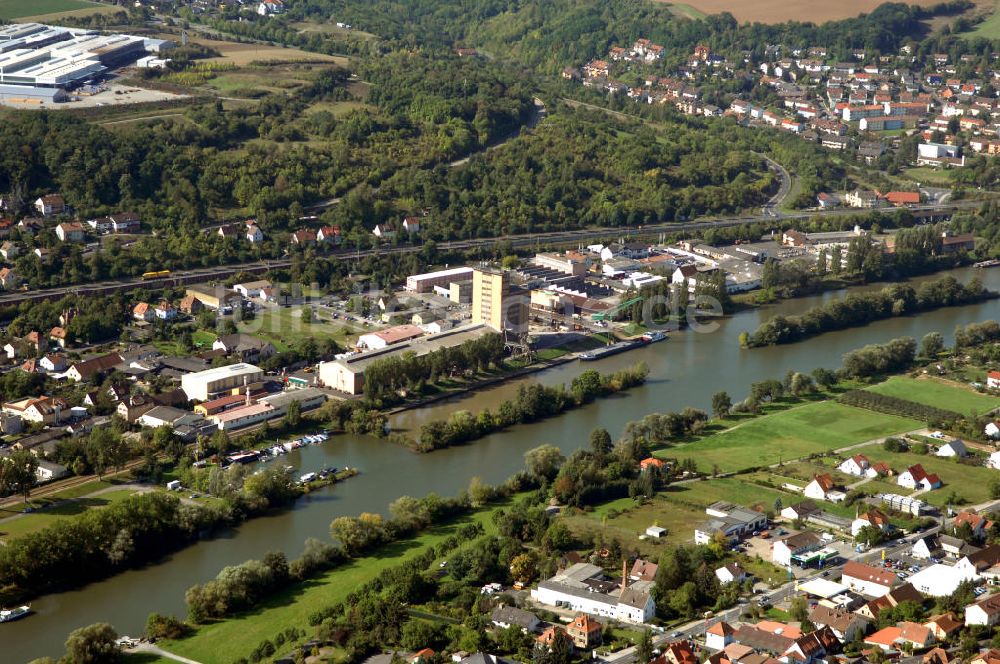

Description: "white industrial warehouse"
0 23 171 101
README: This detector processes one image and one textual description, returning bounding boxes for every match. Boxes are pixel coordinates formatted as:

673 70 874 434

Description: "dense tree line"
840 336 918 379
838 390 964 424
0 464 302 604
745 276 993 347
362 332 505 403
412 365 648 451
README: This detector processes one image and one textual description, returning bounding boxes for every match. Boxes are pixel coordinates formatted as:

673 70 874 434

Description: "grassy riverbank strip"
159 498 512 663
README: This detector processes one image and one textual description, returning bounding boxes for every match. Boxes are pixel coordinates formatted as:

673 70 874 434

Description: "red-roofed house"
706 622 735 650
884 191 921 206
842 561 897 597
898 464 941 490
804 474 838 501
852 508 892 536
566 613 602 648
133 302 153 322
988 370 1000 390
838 454 870 477
640 457 665 471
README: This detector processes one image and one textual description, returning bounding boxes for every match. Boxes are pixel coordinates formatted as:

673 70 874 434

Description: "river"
6 267 1000 662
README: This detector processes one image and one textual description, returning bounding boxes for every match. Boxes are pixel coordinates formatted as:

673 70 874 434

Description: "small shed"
645 525 667 538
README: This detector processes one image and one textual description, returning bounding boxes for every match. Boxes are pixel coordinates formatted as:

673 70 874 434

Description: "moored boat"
0 605 31 623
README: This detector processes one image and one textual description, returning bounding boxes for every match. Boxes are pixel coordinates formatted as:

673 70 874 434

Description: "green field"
238 306 361 352
901 166 954 186
860 449 998 507
865 376 1000 417
963 1 1000 38
658 401 922 473
162 501 508 663
0 489 138 541
0 0 101 19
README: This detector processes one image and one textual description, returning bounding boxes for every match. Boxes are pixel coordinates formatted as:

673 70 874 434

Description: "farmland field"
962 0 1000 38
865 376 1000 416
658 401 922 473
0 0 106 20
661 0 945 24
859 449 998 507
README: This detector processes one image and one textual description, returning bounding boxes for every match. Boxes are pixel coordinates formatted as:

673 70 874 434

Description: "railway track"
0 200 976 308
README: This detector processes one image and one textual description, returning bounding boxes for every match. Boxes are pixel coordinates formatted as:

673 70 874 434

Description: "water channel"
6 266 1000 661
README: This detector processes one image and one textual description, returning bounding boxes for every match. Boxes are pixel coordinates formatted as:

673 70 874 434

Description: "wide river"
6 266 1000 661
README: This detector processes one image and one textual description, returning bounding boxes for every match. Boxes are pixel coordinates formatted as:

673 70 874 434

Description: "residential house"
715 562 746 585
0 241 18 260
841 561 897 597
55 222 85 242
535 626 570 652
953 511 992 540
373 223 396 240
924 614 963 641
956 545 1000 576
987 370 1000 390
110 212 140 234
629 558 658 582
217 223 241 240
490 606 540 633
844 189 880 208
66 353 123 383
117 395 157 424
656 641 697 664
2 396 70 425
971 649 1000 664
705 622 735 651
838 454 871 477
317 226 341 244
781 500 820 521
924 647 954 664
852 508 892 537
0 266 19 289
49 326 67 348
246 223 264 244
936 440 968 457
178 294 203 315
257 0 284 15
898 464 941 490
133 302 153 322
565 614 602 649
808 605 871 641
966 594 1000 627
865 622 934 650
804 474 841 502
213 334 276 363
640 457 665 471
155 301 178 321
402 216 421 234
39 353 67 373
291 229 317 246
35 194 65 216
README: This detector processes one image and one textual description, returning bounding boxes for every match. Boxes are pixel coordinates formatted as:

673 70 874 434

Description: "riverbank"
398 363 649 452
743 275 997 348
8 267 999 664
158 496 518 664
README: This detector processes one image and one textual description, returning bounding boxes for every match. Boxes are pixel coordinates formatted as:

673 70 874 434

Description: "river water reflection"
6 267 999 661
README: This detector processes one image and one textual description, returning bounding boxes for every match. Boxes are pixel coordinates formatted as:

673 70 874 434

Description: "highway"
0 200 978 308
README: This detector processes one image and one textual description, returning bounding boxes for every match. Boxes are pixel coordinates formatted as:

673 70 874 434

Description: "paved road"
0 200 975 308
128 642 204 664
